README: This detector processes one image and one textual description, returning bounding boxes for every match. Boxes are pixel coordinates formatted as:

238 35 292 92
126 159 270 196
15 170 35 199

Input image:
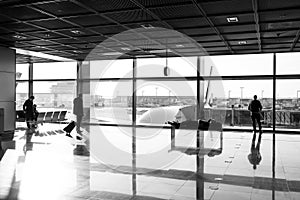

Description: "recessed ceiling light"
176 44 184 48
13 35 26 39
136 54 154 58
141 24 154 29
226 17 239 23
149 49 171 54
45 33 51 37
121 47 130 51
70 30 82 35
238 41 247 45
102 52 123 56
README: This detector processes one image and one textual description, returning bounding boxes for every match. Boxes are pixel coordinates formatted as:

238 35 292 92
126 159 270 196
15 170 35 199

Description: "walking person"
23 96 35 129
248 95 263 134
73 93 83 139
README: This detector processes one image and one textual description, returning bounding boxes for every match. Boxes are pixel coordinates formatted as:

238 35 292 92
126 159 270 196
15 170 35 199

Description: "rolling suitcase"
63 121 76 133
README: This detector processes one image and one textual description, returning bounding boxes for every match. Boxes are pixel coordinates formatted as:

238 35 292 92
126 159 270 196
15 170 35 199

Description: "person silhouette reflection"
248 132 262 169
73 93 83 140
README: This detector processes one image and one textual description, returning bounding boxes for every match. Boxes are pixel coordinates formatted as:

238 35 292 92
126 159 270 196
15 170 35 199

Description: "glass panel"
204 54 273 76
16 81 28 110
276 79 300 130
33 81 76 117
33 62 77 79
137 57 197 77
90 59 133 79
208 80 272 128
136 80 196 125
16 64 29 80
90 80 132 124
277 52 300 75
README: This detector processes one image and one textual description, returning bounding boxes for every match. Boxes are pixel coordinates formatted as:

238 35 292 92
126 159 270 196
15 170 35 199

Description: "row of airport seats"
16 110 68 124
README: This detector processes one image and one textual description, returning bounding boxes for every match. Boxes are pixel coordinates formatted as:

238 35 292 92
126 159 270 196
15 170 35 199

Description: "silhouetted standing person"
23 96 35 129
73 93 83 136
248 95 262 134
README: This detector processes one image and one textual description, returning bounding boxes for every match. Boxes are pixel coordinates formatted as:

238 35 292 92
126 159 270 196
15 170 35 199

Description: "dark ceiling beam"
4 0 300 21
191 0 234 54
290 30 300 51
252 0 261 52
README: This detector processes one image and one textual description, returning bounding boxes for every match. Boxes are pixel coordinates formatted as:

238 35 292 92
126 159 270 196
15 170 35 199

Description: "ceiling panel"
165 17 209 28
104 10 155 23
210 13 255 26
66 15 114 26
77 0 139 12
0 0 298 63
200 0 253 15
149 5 202 19
34 1 92 16
258 0 300 10
30 19 76 30
1 22 39 32
0 6 49 20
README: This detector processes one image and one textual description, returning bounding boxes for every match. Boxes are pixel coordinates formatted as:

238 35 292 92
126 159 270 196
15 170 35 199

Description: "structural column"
196 56 205 200
0 47 16 134
28 63 33 97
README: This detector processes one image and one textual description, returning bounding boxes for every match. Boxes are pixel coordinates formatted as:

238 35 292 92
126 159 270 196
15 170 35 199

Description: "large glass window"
17 53 300 133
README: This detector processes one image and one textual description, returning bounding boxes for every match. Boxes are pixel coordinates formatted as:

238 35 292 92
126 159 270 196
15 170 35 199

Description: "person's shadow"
23 129 34 154
248 132 262 170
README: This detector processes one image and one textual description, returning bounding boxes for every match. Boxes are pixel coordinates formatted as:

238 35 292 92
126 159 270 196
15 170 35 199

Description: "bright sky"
17 52 300 99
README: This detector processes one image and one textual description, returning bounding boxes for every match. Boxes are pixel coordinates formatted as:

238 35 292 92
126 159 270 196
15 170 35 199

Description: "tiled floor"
1 122 300 200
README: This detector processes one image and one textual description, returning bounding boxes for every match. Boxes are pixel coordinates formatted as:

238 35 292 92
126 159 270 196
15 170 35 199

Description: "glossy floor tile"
0 123 300 199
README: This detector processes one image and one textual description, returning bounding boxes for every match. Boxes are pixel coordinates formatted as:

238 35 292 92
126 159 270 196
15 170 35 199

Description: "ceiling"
0 0 300 63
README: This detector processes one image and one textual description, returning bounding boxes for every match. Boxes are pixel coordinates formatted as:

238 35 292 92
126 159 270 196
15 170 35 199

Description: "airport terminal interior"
1 0 300 199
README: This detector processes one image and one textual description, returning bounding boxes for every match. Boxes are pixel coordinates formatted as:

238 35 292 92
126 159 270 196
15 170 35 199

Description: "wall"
0 47 16 133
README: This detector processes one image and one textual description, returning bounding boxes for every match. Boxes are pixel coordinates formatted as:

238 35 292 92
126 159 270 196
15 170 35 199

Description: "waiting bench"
16 110 68 126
